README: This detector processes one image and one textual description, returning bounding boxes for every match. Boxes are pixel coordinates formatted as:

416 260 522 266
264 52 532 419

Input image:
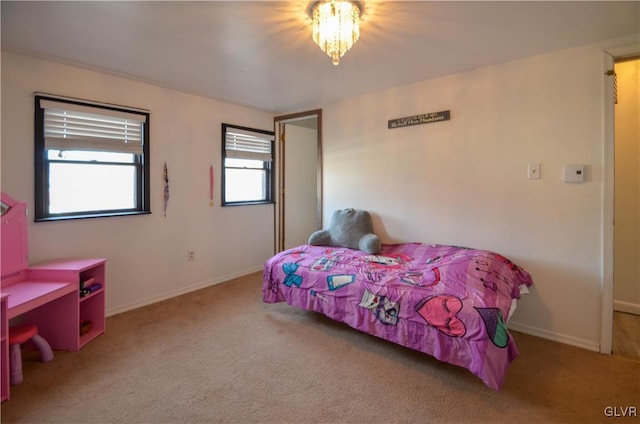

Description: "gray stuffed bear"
308 208 381 254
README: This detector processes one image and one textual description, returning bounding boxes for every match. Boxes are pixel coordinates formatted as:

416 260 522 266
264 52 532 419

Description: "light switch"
527 163 541 180
563 165 586 183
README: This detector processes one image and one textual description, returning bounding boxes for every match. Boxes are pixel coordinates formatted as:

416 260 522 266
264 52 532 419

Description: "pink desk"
1 193 106 402
0 259 106 402
2 259 106 352
4 280 76 319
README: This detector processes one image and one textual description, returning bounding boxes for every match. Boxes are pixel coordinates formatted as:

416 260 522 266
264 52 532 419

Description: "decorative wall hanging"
163 161 169 217
388 110 451 129
209 165 214 207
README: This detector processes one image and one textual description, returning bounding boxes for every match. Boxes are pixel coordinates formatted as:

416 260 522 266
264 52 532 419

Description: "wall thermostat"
563 165 586 183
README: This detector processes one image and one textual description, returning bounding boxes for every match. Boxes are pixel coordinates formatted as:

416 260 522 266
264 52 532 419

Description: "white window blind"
40 99 147 154
225 127 273 161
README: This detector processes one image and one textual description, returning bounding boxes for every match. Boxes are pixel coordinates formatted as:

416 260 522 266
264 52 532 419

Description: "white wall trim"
601 50 616 355
105 266 264 317
510 321 600 352
614 300 640 316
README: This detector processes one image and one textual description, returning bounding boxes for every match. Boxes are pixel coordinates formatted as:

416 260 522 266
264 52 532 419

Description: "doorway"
612 57 640 360
273 110 323 253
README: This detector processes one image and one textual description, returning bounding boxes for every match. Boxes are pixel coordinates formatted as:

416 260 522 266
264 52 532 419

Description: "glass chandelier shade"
310 1 363 65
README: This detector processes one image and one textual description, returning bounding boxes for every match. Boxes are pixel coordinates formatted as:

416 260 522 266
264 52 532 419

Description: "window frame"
221 123 275 207
34 94 151 221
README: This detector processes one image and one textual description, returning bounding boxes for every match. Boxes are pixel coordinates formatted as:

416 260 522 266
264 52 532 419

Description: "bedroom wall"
1 52 275 316
319 39 637 352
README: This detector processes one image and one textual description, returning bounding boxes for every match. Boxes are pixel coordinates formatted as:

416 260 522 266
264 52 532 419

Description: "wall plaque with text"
388 110 450 129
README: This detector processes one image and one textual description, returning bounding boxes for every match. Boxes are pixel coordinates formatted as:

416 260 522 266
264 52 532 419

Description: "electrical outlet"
527 163 541 180
187 250 195 261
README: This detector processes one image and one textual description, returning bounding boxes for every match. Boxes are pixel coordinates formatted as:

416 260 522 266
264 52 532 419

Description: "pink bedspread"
263 243 533 390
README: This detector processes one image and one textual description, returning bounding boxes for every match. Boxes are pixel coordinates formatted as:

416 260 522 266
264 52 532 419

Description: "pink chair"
8 324 54 385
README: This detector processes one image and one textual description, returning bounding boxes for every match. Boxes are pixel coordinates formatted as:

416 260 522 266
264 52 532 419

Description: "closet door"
274 111 322 253
283 123 319 249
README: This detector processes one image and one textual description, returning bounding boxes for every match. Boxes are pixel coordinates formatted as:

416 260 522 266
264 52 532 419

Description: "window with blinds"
221 123 274 206
34 95 151 220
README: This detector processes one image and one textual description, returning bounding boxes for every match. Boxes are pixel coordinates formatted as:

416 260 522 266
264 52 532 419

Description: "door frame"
273 109 323 253
601 44 639 354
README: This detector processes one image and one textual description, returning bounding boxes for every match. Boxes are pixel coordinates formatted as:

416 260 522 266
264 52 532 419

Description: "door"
612 57 640 359
602 45 639 356
274 110 322 253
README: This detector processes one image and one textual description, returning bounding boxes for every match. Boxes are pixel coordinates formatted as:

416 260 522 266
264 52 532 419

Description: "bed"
263 242 533 390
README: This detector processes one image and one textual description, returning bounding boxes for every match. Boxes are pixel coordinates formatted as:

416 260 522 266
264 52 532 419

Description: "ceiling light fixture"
309 0 364 66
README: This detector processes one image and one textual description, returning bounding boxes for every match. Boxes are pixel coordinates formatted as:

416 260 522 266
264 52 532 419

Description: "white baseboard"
105 266 263 317
508 321 600 352
613 300 640 315
106 270 616 355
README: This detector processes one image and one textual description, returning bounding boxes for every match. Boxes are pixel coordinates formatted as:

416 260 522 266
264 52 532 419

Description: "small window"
221 124 274 206
34 95 150 221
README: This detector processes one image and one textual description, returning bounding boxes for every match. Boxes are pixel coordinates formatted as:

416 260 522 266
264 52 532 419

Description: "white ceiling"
2 1 639 114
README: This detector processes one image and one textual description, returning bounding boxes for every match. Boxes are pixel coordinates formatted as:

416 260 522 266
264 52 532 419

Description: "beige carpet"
1 272 638 424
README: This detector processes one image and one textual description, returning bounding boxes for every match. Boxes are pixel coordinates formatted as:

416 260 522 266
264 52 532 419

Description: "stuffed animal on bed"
308 208 382 254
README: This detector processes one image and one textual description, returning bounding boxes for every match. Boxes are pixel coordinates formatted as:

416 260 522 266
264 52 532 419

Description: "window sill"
35 210 151 222
221 201 275 207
